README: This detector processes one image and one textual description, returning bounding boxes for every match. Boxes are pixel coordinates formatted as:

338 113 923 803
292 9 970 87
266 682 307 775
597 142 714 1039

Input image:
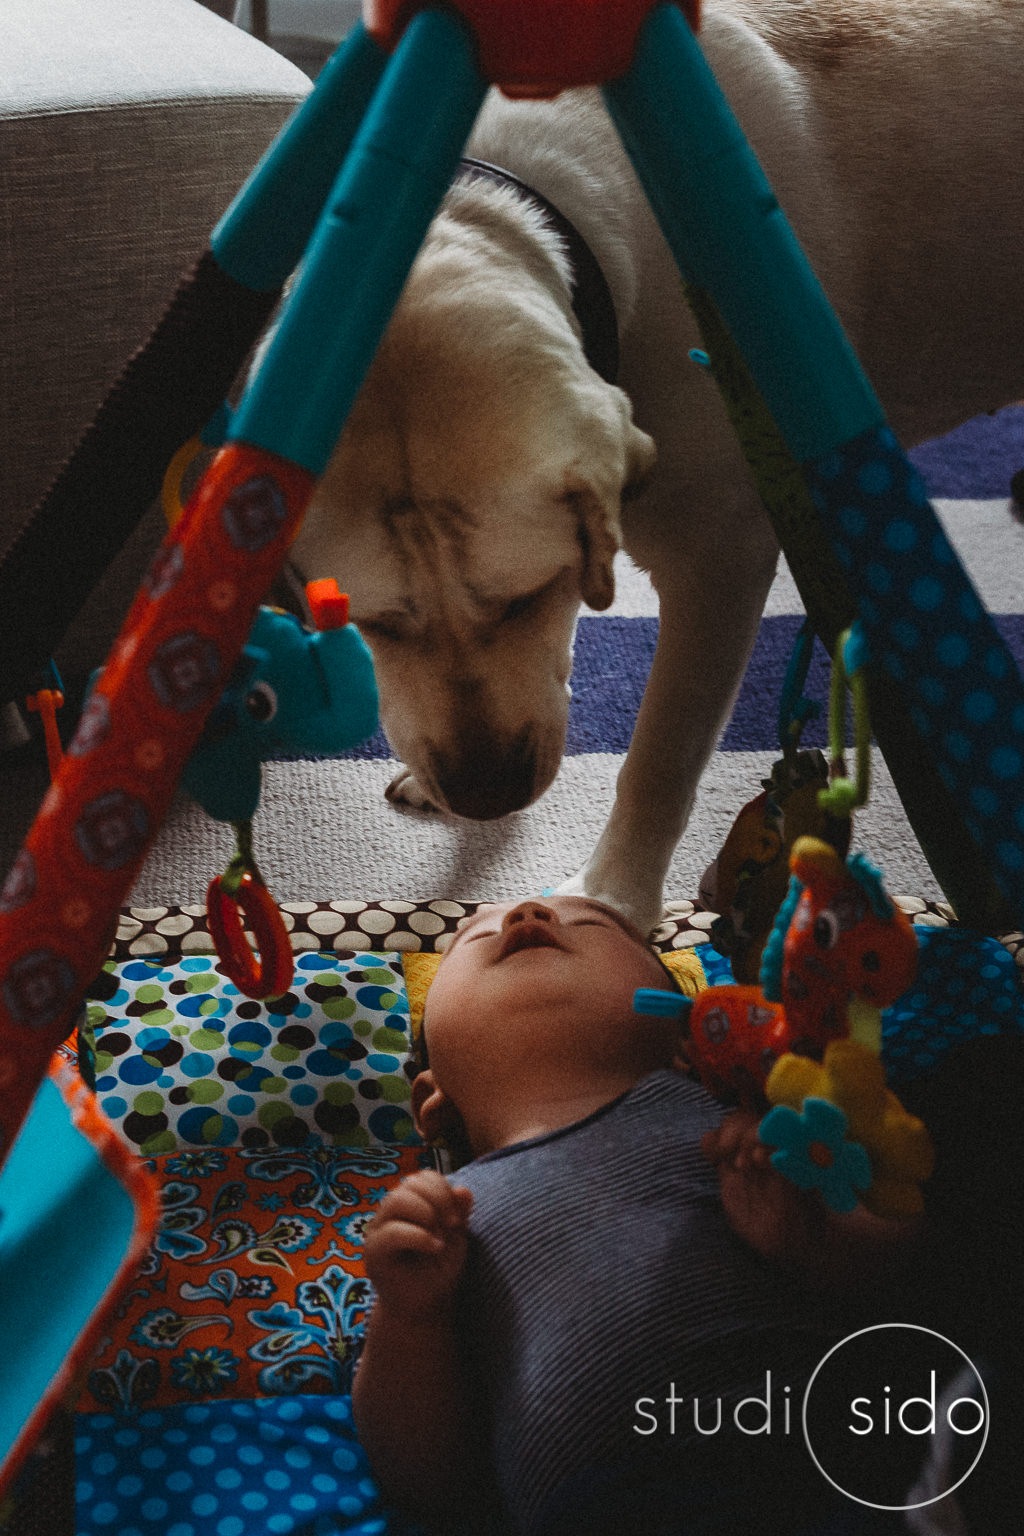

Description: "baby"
353 896 923 1535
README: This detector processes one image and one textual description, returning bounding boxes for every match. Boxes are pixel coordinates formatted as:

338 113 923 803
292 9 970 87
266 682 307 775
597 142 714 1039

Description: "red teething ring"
206 870 294 999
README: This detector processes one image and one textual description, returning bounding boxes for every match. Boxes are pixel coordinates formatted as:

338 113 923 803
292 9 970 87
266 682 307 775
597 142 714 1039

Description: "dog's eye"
502 594 537 622
358 617 406 644
501 578 562 624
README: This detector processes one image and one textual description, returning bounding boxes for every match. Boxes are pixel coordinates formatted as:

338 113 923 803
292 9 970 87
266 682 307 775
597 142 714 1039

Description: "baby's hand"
363 1170 473 1324
703 1111 825 1273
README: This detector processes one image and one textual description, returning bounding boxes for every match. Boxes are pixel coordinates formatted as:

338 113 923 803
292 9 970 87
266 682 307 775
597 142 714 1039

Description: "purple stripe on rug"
295 614 1024 761
908 406 1024 499
720 614 1024 751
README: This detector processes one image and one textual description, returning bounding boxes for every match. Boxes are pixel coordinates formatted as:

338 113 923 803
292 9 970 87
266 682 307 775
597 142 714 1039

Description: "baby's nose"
502 901 558 930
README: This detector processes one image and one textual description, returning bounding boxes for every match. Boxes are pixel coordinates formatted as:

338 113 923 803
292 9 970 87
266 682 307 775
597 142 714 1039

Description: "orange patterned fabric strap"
0 447 315 1162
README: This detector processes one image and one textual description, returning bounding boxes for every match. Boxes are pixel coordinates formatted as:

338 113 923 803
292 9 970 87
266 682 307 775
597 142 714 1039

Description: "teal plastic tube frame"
211 21 388 294
604 4 883 464
608 6 1023 921
229 8 487 475
0 1079 136 1470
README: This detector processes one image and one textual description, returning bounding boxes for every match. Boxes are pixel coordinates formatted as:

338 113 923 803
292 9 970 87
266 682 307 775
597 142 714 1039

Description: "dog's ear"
623 420 658 501
565 480 621 612
564 395 657 611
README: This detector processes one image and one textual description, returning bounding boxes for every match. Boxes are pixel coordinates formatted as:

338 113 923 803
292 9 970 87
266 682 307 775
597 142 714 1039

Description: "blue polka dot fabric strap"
74 1395 422 1536
806 425 1024 922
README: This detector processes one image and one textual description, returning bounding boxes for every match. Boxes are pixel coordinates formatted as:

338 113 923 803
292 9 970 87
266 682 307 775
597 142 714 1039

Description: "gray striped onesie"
447 1069 844 1535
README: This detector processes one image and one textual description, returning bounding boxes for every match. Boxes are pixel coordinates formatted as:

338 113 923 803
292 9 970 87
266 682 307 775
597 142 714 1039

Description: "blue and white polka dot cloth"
75 1395 423 1536
881 927 1024 1084
808 424 1024 910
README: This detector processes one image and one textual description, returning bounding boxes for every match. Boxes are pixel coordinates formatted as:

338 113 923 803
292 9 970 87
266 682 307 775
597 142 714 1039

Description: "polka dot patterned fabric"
81 899 1020 1164
74 1395 422 1536
807 423 1024 901
106 895 1024 969
84 954 417 1154
111 899 476 963
881 927 1024 1084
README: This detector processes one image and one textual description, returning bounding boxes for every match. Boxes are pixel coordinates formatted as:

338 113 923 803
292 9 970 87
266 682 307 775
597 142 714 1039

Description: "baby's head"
410 896 686 1157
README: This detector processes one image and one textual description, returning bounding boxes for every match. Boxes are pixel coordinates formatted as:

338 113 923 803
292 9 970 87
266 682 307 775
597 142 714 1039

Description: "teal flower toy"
758 1097 872 1214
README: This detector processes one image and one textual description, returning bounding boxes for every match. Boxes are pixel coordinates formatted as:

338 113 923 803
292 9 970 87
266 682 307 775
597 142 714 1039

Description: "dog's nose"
432 733 538 819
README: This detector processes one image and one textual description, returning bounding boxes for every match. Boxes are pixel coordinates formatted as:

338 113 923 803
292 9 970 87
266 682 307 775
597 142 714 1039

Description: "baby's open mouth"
497 925 566 960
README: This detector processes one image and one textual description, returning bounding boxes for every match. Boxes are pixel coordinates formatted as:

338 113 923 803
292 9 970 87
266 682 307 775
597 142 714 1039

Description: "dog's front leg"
557 510 779 936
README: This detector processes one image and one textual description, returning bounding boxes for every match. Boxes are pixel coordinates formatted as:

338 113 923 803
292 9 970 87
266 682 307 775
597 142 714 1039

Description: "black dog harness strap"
458 156 620 386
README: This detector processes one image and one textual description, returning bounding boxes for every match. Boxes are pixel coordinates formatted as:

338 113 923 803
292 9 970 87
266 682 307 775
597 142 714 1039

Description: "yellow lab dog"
287 0 1023 934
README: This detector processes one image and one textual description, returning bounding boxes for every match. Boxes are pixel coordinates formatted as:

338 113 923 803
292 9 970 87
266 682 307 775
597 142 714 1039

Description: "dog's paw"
552 870 588 901
385 766 443 814
552 869 663 940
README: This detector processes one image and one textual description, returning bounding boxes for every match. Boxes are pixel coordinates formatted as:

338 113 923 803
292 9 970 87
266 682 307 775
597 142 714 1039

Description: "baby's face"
421 896 674 1093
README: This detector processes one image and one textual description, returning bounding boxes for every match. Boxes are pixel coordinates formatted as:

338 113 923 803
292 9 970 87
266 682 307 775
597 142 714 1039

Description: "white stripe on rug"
133 747 942 907
604 499 1023 619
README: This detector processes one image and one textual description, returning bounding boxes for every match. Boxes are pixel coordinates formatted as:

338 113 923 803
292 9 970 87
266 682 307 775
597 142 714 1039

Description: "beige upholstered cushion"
0 0 310 683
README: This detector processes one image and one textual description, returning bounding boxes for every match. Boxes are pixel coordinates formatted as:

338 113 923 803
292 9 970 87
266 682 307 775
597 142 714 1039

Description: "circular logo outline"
801 1321 990 1511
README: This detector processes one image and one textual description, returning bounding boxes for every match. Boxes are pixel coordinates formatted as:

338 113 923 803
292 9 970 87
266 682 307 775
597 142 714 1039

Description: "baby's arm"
354 1169 476 1519
704 1112 924 1299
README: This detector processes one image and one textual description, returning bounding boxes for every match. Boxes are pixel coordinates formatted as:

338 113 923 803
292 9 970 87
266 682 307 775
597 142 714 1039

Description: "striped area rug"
123 407 1024 911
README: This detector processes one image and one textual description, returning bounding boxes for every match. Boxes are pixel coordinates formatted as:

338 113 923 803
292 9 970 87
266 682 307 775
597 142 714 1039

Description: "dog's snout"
432 731 539 820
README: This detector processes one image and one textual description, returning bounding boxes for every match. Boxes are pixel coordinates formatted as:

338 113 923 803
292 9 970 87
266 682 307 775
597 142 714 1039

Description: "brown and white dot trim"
108 895 1024 972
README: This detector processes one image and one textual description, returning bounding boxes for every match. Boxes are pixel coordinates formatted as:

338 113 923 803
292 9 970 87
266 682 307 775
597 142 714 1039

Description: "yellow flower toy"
764 1038 934 1218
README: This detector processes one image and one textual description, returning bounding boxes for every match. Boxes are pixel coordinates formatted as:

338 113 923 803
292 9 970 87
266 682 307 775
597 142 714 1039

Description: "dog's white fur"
290 0 1024 934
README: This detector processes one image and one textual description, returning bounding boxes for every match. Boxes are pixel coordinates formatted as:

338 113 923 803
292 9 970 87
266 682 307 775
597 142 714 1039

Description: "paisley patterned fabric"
82 1143 435 1415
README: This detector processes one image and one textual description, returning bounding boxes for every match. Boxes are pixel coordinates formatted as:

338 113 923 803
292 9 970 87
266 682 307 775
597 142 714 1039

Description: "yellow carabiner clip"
160 435 203 527
818 623 871 818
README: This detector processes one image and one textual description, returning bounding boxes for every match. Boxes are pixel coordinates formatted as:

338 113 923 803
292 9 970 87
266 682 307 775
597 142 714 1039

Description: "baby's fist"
363 1170 473 1322
704 1110 824 1270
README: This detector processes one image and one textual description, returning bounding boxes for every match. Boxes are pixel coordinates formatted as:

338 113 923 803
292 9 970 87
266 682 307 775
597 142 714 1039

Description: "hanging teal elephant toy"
183 578 378 999
80 581 376 996
182 579 377 822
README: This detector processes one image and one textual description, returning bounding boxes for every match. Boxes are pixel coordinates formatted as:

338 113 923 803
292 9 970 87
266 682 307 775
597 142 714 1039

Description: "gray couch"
0 0 310 714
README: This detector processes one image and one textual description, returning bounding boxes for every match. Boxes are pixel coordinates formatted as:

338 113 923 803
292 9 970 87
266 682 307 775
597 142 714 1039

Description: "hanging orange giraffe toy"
636 835 934 1216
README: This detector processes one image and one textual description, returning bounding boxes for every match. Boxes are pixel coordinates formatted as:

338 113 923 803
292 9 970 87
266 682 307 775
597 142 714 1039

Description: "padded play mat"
4 895 1024 1536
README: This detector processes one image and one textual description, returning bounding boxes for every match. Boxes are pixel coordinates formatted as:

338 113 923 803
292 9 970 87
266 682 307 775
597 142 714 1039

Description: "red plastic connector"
25 688 64 780
306 577 350 630
207 870 295 1000
363 0 701 98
